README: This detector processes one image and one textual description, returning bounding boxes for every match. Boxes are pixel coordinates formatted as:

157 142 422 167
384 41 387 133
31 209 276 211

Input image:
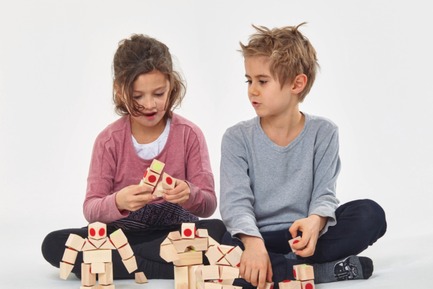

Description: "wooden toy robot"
59 221 146 288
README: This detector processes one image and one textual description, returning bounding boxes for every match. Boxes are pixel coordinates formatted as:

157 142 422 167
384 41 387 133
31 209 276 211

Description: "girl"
42 34 225 279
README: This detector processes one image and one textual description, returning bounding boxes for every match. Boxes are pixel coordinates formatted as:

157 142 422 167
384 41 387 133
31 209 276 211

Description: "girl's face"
128 70 170 133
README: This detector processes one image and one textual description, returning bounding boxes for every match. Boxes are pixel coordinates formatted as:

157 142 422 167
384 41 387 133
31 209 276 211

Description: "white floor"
2 229 431 289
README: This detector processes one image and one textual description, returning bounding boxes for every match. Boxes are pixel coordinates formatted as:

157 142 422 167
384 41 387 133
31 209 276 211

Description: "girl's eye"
154 93 164 97
132 95 142 100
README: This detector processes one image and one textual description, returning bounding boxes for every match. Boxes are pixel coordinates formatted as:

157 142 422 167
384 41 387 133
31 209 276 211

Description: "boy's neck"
260 109 305 147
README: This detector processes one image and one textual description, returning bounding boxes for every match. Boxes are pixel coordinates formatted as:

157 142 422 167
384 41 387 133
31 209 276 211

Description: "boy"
219 23 387 289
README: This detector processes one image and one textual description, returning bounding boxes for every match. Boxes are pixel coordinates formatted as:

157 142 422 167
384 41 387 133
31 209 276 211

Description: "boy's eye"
259 80 268 84
245 80 252 84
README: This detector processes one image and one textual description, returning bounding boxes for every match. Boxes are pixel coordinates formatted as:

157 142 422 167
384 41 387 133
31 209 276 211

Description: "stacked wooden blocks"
160 223 245 289
140 159 175 197
60 222 147 288
278 264 315 289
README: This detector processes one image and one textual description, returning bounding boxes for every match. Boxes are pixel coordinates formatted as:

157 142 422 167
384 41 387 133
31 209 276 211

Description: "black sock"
313 255 373 283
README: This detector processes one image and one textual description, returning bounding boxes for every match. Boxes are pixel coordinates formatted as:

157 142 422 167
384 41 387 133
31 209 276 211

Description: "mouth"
143 111 157 117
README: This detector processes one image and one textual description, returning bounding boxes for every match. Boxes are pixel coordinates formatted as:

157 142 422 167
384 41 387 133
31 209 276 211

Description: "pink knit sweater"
83 113 217 224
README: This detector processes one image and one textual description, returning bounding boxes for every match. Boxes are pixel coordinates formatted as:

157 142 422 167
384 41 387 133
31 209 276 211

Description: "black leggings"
222 199 387 285
41 219 226 279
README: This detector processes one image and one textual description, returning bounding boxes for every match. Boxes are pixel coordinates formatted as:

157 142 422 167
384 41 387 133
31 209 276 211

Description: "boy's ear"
291 74 307 94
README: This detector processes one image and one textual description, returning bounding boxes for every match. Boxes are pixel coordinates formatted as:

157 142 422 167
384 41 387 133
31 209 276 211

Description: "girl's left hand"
161 179 190 204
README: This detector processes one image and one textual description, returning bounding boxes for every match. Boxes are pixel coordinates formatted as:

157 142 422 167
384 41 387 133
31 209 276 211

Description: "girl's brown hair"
112 34 185 117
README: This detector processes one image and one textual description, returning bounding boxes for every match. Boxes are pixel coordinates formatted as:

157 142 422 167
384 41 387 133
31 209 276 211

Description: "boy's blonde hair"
240 23 318 102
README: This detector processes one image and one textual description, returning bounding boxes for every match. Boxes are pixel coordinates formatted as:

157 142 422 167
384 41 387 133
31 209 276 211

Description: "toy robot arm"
59 234 85 279
109 229 138 274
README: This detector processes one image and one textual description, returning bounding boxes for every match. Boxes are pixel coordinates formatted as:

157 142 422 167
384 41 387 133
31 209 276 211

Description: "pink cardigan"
83 113 217 224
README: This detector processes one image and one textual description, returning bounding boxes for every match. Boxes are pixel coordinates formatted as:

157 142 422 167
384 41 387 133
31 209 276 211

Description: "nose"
248 83 259 97
142 96 156 109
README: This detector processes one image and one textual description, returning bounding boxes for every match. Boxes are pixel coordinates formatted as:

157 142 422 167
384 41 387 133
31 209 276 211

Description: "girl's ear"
291 74 307 94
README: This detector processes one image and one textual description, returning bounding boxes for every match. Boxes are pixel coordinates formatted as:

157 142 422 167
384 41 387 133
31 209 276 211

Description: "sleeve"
83 135 129 223
179 127 217 218
219 128 262 239
309 125 341 235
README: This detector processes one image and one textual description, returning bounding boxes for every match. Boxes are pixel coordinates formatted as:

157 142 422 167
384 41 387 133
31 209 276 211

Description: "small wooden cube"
149 159 165 174
279 280 302 289
135 271 148 284
109 229 128 248
181 223 196 239
293 264 314 281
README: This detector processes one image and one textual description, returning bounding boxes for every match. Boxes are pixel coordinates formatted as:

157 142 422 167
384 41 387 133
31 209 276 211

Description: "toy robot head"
88 222 107 240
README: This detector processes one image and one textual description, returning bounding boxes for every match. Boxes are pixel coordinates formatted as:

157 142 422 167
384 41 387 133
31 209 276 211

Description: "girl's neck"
260 109 305 147
131 117 167 144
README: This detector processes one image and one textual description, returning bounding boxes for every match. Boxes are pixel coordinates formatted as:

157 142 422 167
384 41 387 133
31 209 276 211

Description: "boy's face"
244 56 299 119
128 70 169 132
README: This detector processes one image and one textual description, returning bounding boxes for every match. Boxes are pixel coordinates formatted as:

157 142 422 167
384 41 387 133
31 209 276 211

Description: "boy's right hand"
239 235 273 289
115 184 154 212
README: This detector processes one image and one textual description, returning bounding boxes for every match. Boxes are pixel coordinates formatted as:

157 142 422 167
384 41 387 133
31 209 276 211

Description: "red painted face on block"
88 222 107 240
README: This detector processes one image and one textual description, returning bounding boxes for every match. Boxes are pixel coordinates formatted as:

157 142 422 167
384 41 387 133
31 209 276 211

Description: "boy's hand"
289 214 327 257
239 235 273 289
115 184 154 212
162 179 190 204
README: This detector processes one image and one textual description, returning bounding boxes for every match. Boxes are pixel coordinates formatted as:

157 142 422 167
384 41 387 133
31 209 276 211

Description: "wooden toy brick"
59 261 74 280
219 266 239 279
99 263 113 285
122 255 138 273
168 230 182 241
161 172 175 189
91 262 105 274
83 249 112 263
293 264 314 281
65 233 85 251
81 263 96 286
62 248 78 264
172 237 208 253
109 229 128 248
99 285 115 289
279 280 302 289
195 228 209 238
300 280 315 289
205 245 224 265
204 283 222 289
149 159 165 174
160 242 180 263
224 246 242 267
188 265 201 289
173 250 203 266
217 245 234 255
207 236 220 247
117 243 134 260
88 222 107 240
135 271 148 284
264 282 274 289
215 257 231 266
174 266 189 289
288 236 302 252
181 223 196 239
82 240 97 251
142 168 160 186
201 265 220 280
153 182 165 198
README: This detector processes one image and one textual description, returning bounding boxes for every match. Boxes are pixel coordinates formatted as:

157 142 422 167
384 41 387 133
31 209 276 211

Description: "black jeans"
41 219 226 279
222 199 387 287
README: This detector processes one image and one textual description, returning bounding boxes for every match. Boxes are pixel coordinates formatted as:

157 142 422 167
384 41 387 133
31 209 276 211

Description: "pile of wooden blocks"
160 223 244 289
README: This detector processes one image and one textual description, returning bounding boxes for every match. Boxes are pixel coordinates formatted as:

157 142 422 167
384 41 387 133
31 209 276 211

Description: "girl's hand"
288 215 327 257
239 235 273 289
115 184 154 212
162 179 190 204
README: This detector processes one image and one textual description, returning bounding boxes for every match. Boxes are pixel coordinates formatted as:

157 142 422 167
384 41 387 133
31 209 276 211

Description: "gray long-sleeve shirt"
220 113 340 239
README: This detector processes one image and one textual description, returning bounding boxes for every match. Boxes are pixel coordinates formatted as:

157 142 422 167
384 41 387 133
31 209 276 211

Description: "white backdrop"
1 1 433 287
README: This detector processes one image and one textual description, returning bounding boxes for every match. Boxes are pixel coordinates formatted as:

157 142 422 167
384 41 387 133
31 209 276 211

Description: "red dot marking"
293 240 300 244
143 171 147 178
166 176 173 185
89 228 96 237
99 228 105 236
236 263 240 267
282 280 291 283
305 283 313 289
293 269 297 279
148 175 157 183
184 228 192 237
